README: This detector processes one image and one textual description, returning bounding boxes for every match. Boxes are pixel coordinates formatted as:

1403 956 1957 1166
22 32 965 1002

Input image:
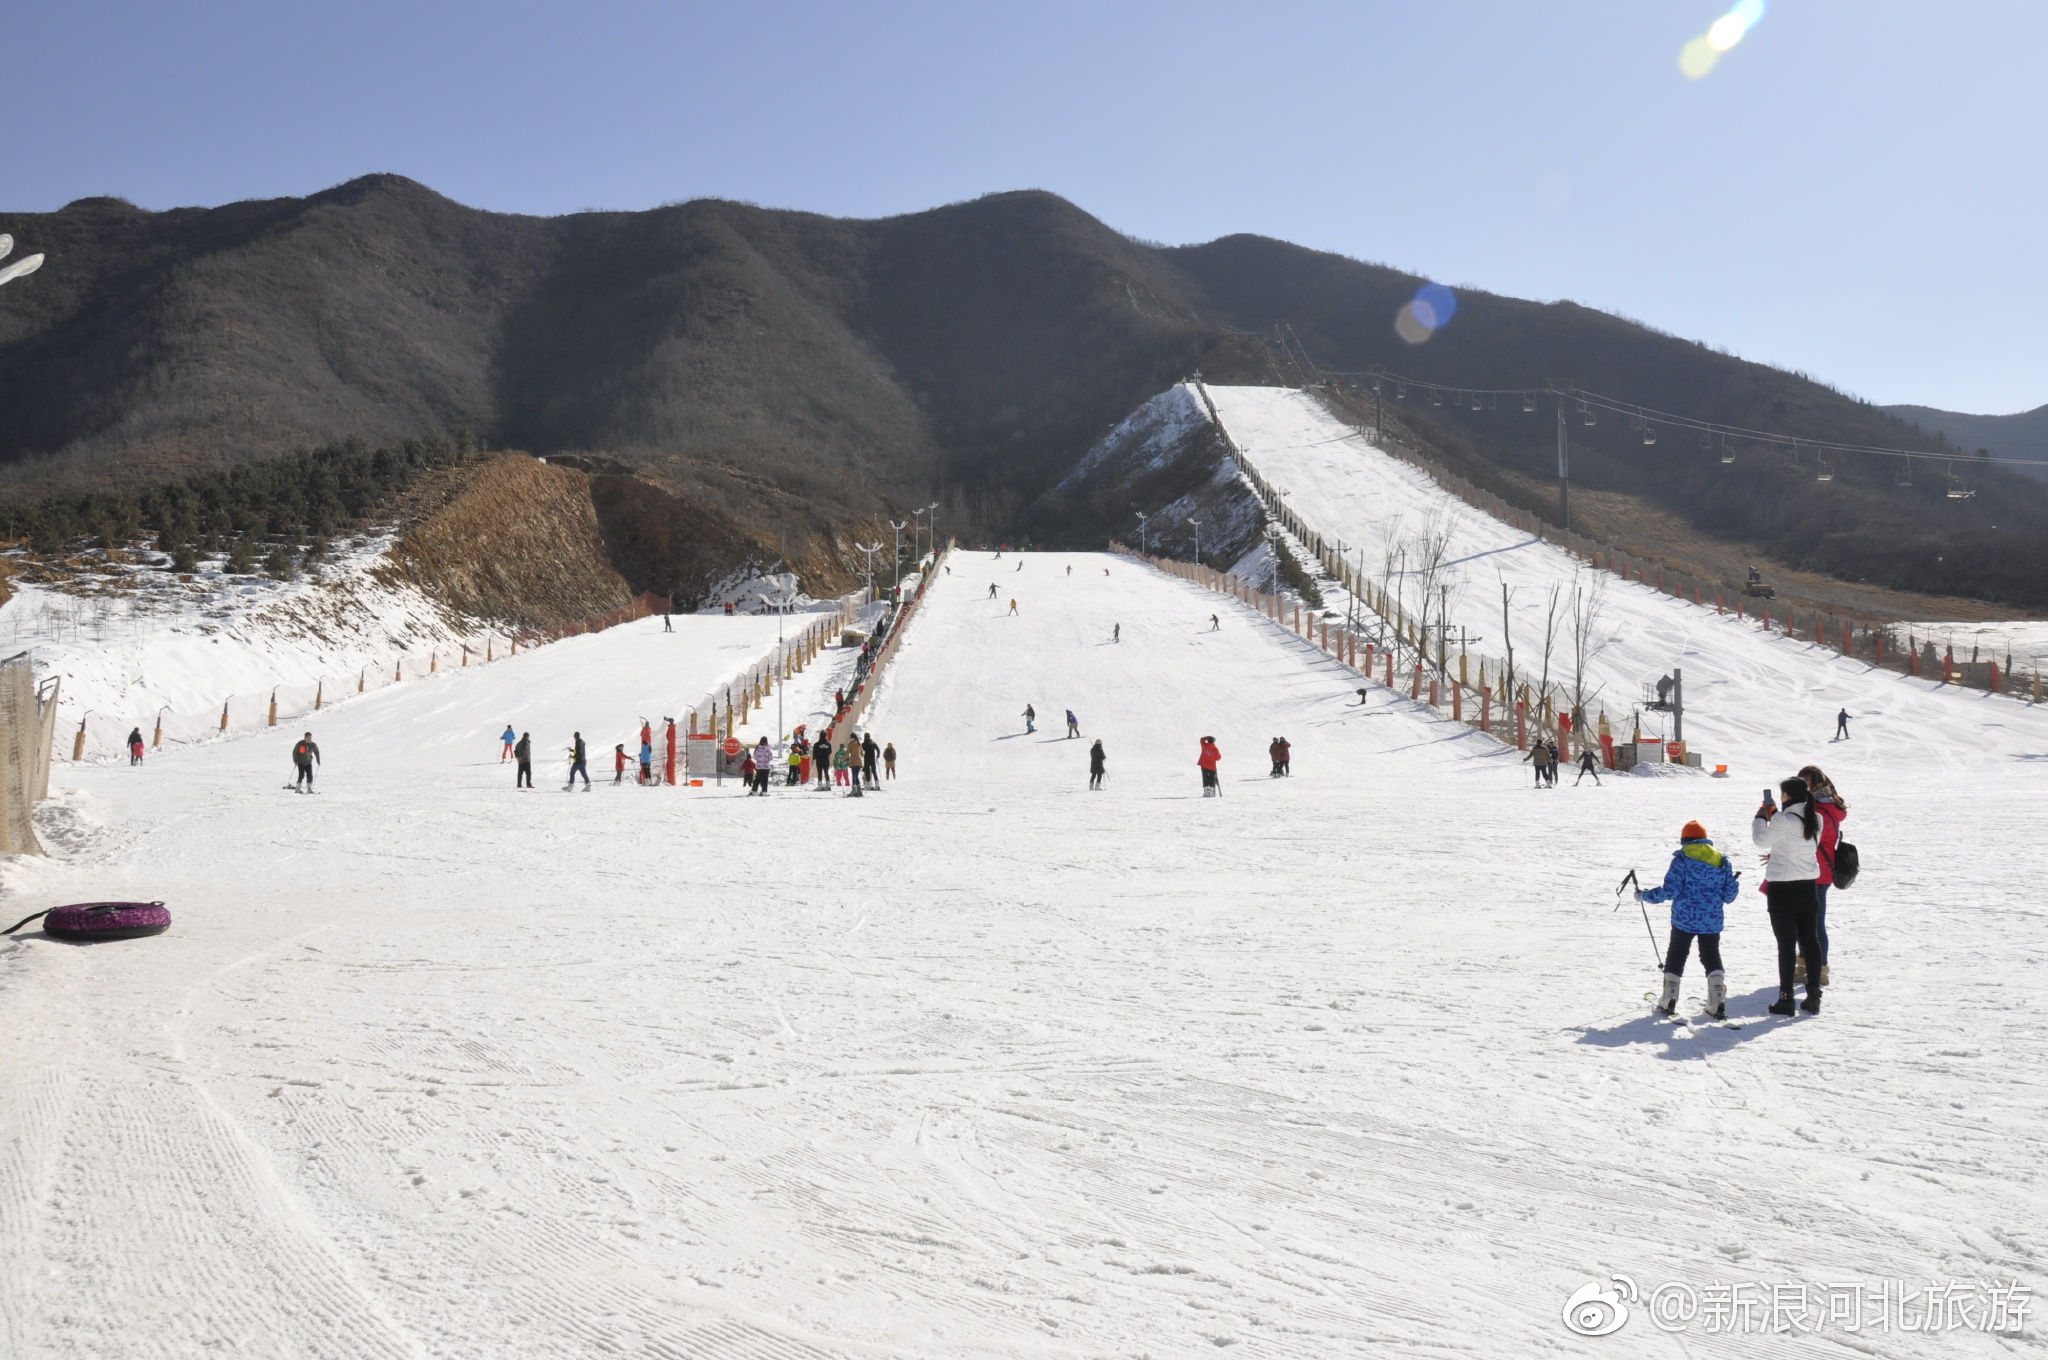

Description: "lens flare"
1681 0 1763 78
1395 283 1457 344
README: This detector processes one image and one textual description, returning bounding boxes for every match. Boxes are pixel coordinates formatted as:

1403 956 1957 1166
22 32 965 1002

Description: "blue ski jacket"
1642 839 1740 935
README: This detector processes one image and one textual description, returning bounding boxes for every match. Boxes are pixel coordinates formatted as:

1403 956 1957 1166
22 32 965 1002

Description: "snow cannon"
4 901 171 941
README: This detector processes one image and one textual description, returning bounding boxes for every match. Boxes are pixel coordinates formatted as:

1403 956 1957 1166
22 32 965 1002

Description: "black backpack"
1828 840 1860 890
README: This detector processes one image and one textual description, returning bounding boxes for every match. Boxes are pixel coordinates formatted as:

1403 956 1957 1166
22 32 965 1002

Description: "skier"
1208 614 1220 632
1524 741 1548 789
813 735 833 787
861 732 880 787
1197 736 1222 797
1834 708 1850 740
1065 709 1080 738
1088 739 1106 790
989 584 998 599
291 732 320 791
1066 564 1072 576
1008 599 1019 615
501 725 517 760
1016 560 1023 571
1022 704 1036 734
1112 623 1120 643
1635 819 1741 1019
663 609 673 633
613 743 630 785
1573 747 1602 785
1753 777 1825 1015
1796 764 1848 987
566 733 590 789
755 737 773 794
514 732 533 788
640 735 655 785
1269 736 1291 777
127 727 145 766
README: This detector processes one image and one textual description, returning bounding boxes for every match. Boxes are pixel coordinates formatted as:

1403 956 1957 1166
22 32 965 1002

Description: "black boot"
1768 991 1797 1016
1799 988 1822 1015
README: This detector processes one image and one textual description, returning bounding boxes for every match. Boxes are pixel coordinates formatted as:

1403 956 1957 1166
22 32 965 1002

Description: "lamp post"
1188 518 1202 568
890 520 907 591
855 542 882 603
1135 509 1149 555
928 501 939 557
910 506 931 564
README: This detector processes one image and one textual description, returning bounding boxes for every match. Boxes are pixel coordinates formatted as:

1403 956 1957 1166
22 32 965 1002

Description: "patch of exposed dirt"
378 456 633 629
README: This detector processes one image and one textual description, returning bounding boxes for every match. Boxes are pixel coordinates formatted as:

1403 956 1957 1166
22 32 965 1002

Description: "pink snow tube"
5 901 171 941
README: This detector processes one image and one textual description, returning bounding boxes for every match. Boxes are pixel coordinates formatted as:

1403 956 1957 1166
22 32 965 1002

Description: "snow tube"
4 901 170 941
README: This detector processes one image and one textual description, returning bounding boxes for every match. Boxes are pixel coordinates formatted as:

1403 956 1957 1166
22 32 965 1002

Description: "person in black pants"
514 732 533 788
1088 739 1106 790
1753 777 1825 1014
862 733 880 787
566 732 590 789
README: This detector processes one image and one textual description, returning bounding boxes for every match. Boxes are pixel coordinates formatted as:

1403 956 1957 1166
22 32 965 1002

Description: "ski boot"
1768 990 1797 1016
1705 970 1727 1021
1656 973 1680 1017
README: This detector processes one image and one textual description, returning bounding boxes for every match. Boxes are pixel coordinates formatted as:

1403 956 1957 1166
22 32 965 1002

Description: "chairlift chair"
1579 401 1595 426
1719 437 1735 465
1642 423 1657 446
1946 460 1975 499
1699 429 1713 450
1816 459 1834 482
1431 389 1443 406
1487 393 1498 410
1522 392 1538 413
1895 459 1914 488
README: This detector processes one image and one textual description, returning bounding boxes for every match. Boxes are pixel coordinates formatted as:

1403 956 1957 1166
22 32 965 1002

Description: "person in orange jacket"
1197 736 1222 797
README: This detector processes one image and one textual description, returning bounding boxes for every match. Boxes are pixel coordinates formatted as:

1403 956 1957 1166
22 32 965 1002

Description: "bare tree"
1567 567 1614 750
1407 507 1461 679
1535 582 1563 739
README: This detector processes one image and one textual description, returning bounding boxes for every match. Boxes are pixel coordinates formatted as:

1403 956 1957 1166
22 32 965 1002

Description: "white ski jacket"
1751 802 1823 882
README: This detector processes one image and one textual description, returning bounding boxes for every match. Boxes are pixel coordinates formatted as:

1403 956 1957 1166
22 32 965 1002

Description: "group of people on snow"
1636 764 1849 1020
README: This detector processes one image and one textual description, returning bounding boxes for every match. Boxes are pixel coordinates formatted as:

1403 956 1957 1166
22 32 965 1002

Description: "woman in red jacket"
1198 737 1222 797
1798 764 1847 986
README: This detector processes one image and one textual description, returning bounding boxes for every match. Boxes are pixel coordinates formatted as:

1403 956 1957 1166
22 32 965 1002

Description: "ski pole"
1614 869 1659 967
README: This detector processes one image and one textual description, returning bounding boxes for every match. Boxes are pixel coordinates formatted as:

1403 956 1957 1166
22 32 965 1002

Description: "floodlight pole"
890 520 907 590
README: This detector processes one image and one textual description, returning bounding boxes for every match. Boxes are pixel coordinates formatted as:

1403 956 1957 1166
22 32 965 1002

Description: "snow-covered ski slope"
3 555 2043 1358
1204 384 2048 780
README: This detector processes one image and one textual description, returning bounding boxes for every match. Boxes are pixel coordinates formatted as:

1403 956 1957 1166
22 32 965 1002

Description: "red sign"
722 737 741 757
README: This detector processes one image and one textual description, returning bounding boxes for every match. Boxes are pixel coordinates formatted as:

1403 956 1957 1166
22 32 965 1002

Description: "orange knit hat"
1680 820 1708 841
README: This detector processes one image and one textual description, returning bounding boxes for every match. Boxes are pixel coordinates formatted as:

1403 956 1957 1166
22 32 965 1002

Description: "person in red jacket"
1198 736 1222 797
613 744 629 785
1798 764 1847 986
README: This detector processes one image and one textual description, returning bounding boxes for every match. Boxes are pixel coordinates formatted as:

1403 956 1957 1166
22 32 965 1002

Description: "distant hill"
4 176 2048 605
1885 403 2048 483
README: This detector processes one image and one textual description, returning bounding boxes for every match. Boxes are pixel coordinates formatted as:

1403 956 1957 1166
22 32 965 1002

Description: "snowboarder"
1355 688 1370 705
1022 704 1036 734
1008 599 1019 615
1753 777 1825 1015
501 725 517 760
613 743 630 784
1112 623 1120 643
1269 737 1291 777
127 727 145 765
1065 710 1080 738
1573 747 1602 785
883 741 897 779
566 733 590 789
1636 819 1740 1019
663 609 673 632
1834 708 1850 740
641 736 656 785
291 732 320 791
1016 560 1023 572
861 732 880 787
514 732 533 788
1796 764 1848 988
1197 736 1222 797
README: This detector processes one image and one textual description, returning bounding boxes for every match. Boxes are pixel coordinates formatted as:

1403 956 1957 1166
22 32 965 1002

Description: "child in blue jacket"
1637 819 1741 1019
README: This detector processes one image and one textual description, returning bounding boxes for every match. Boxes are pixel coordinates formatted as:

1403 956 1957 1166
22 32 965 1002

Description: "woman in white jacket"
1752 775 1826 1015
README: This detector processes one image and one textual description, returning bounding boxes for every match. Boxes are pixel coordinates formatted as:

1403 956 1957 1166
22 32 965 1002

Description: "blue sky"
8 1 2041 414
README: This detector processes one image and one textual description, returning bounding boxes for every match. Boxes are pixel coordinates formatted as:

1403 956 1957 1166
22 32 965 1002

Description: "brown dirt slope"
380 456 631 628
